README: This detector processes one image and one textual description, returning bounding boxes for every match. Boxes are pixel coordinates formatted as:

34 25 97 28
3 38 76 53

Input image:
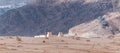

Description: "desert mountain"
69 12 120 38
0 0 114 36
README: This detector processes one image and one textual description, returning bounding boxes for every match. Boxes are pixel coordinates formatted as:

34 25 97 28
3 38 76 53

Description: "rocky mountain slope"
0 0 114 36
69 12 120 38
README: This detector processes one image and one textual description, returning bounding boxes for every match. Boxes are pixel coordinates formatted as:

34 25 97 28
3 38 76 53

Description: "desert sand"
0 36 120 53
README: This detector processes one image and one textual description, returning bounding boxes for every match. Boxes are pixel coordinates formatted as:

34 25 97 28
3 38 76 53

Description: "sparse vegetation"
0 38 3 40
0 36 119 53
86 39 90 42
17 45 23 47
0 43 6 45
16 36 22 42
75 37 80 40
10 48 17 50
8 36 14 39
64 46 68 48
42 40 46 43
61 40 65 42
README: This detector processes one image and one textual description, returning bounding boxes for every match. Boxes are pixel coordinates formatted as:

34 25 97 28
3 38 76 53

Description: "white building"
34 35 47 38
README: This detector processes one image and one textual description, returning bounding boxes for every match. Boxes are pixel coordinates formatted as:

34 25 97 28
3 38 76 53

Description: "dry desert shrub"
16 36 22 41
65 42 69 44
0 38 3 40
108 36 115 39
103 46 110 50
75 37 80 40
10 48 17 50
17 45 23 47
64 46 68 48
86 39 90 42
42 40 46 43
8 36 14 39
34 48 39 50
71 36 75 39
0 43 6 45
61 40 65 42
86 50 91 53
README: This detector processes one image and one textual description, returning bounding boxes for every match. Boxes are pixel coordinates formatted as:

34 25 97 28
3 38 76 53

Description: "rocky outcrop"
69 12 120 38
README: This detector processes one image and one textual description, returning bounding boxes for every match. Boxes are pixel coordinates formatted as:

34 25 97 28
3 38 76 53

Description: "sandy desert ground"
0 36 120 53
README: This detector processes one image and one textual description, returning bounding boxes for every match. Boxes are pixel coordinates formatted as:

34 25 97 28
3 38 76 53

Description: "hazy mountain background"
0 0 32 15
0 0 119 37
